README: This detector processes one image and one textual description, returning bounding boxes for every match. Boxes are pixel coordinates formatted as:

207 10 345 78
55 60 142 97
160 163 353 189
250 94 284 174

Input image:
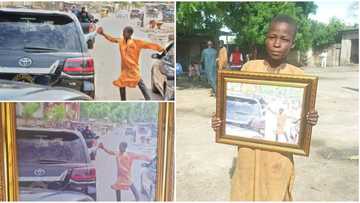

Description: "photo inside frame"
15 102 159 201
225 81 304 145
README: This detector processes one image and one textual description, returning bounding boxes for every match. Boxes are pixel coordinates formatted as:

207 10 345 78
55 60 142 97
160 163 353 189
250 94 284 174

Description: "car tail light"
63 57 94 74
70 167 96 182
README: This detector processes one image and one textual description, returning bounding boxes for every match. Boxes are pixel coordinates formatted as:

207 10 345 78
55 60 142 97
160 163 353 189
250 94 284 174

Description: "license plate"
13 74 33 83
83 81 94 91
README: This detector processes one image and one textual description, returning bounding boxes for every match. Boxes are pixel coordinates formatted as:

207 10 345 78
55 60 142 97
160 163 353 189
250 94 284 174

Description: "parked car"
20 187 94 201
226 96 265 134
0 8 95 98
151 42 174 100
17 128 96 200
130 9 143 19
0 79 91 101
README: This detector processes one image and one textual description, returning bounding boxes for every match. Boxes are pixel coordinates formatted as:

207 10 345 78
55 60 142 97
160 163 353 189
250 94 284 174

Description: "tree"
177 2 317 54
21 103 40 120
79 103 158 123
311 17 346 51
219 2 317 53
45 104 66 126
176 2 224 39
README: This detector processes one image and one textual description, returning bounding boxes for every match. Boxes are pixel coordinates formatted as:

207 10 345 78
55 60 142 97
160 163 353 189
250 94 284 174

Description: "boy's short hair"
119 142 128 150
123 26 134 35
270 15 297 39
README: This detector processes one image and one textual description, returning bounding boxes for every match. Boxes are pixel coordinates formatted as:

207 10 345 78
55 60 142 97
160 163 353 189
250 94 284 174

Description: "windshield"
16 130 87 164
228 101 256 115
0 13 82 52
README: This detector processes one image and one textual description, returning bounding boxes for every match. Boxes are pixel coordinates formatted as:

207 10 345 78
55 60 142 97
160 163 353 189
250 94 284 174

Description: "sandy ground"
175 66 359 201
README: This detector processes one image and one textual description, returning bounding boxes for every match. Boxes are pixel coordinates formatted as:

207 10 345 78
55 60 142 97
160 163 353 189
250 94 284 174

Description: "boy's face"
265 22 295 62
123 29 132 40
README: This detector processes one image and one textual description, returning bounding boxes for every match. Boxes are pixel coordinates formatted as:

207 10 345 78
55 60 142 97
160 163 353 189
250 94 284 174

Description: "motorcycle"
140 156 157 201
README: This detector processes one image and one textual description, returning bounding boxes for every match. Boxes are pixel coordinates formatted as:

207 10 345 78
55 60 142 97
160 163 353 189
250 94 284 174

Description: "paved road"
90 13 164 100
94 125 157 201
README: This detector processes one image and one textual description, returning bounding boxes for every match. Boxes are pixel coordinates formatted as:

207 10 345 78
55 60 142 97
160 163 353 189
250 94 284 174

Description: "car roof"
17 127 82 136
0 8 78 22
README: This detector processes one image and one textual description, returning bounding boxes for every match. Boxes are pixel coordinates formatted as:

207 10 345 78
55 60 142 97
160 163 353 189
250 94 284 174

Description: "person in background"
201 40 217 95
188 61 201 80
217 40 228 70
229 46 243 69
319 49 328 68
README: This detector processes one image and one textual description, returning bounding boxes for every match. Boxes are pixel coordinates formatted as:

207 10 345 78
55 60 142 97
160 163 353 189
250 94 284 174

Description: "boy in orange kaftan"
98 142 151 201
97 26 164 100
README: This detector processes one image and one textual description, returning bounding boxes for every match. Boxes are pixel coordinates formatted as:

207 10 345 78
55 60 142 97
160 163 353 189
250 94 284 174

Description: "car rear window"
0 12 82 52
16 130 87 164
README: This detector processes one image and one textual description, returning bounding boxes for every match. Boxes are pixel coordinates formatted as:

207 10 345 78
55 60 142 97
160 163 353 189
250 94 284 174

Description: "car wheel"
151 68 159 93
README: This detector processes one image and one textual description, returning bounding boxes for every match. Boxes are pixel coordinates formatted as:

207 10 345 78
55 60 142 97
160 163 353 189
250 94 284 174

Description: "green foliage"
80 103 158 123
45 104 66 123
177 2 318 52
176 2 224 39
311 17 346 50
21 103 40 119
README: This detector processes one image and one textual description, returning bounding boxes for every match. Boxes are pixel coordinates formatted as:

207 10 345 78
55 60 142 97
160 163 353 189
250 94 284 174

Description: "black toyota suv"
17 128 96 200
0 9 95 98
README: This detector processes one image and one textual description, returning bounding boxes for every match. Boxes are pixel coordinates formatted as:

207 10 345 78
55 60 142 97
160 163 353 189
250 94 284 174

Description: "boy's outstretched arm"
98 142 116 156
137 40 164 52
97 27 120 43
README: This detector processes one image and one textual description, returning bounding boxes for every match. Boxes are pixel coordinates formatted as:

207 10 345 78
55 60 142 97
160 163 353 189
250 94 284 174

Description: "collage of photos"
0 0 358 202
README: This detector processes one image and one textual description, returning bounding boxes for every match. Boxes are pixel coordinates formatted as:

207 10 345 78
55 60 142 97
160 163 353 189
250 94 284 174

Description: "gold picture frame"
216 70 318 156
0 102 174 201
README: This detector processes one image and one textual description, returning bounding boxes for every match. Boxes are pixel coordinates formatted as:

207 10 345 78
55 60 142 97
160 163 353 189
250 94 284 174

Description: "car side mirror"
151 53 161 59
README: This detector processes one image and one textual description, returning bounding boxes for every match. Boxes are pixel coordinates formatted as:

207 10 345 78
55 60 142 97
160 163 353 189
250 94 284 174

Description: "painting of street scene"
16 102 159 201
225 82 304 145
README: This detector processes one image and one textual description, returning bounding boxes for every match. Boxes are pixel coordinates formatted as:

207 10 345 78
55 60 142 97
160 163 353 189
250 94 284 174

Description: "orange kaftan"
111 152 151 190
103 33 164 87
230 60 304 201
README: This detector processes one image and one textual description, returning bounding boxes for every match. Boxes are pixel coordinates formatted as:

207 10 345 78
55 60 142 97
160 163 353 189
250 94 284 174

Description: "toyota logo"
33 168 46 176
18 57 32 67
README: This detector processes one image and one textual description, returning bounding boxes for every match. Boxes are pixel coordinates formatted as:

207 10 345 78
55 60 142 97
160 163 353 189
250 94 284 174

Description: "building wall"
177 36 215 72
340 30 359 65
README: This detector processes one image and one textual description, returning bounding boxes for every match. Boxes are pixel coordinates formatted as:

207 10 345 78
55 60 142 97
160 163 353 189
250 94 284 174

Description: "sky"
310 0 358 25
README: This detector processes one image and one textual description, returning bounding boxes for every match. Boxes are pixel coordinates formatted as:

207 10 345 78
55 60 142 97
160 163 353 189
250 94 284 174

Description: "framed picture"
216 70 318 156
0 102 174 201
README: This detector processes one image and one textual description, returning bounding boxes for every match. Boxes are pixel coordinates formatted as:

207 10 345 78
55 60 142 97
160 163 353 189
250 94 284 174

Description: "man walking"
201 41 217 95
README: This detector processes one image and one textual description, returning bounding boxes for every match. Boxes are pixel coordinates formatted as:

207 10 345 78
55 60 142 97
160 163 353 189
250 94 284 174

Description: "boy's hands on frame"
211 113 222 132
306 110 319 126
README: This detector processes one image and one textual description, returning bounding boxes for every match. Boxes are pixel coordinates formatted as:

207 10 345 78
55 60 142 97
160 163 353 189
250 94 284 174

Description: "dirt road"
175 66 358 201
